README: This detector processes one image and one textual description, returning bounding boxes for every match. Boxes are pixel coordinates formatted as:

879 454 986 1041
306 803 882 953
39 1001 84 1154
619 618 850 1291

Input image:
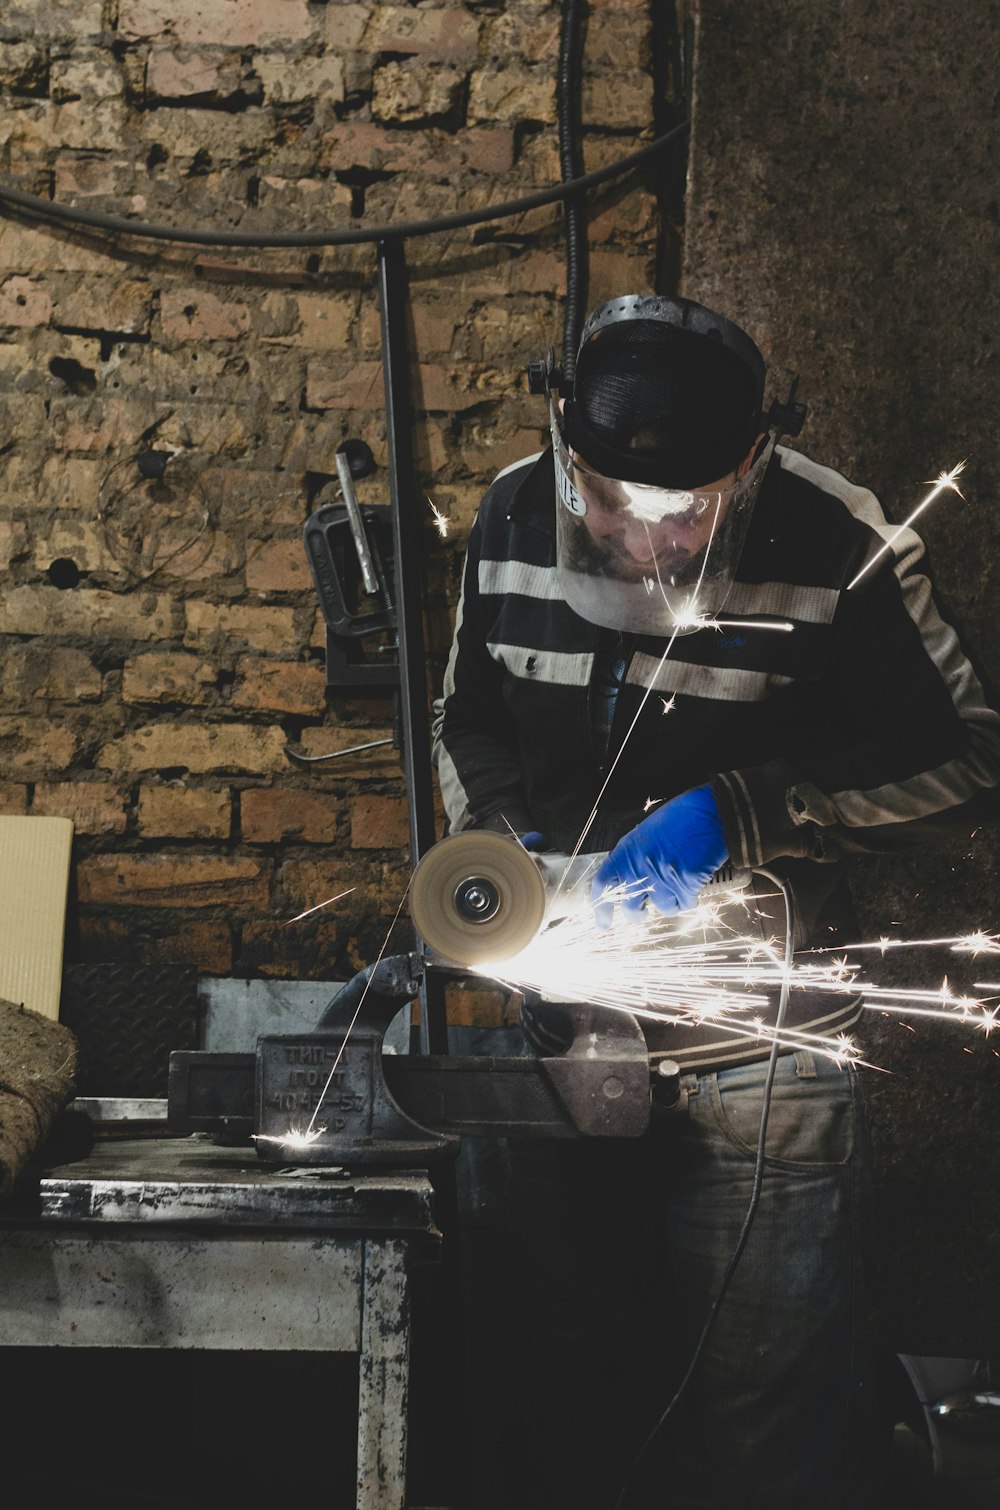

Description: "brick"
323 5 371 50
468 66 556 126
146 47 251 104
231 657 327 716
583 71 653 131
0 585 180 641
294 724 400 781
363 7 481 59
1 1 104 40
0 276 52 329
137 106 275 164
137 784 231 838
119 0 318 47
278 855 370 915
140 917 233 973
183 600 298 654
50 51 125 102
123 652 219 707
97 722 288 777
305 360 385 411
254 53 345 107
291 292 356 350
0 716 79 774
318 119 515 177
34 101 131 154
245 538 312 593
0 218 116 277
5 644 103 703
33 781 128 835
239 916 339 979
241 786 342 844
52 280 153 336
77 852 270 908
483 11 561 63
410 301 459 357
0 783 29 815
371 61 467 125
160 287 252 342
350 794 410 850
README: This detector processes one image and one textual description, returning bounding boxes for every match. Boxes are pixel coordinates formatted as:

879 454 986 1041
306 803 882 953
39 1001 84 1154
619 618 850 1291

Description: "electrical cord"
558 0 588 381
0 121 688 251
612 867 796 1510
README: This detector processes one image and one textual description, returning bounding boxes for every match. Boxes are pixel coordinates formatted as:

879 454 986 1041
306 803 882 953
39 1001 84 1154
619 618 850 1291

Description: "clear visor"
549 396 773 635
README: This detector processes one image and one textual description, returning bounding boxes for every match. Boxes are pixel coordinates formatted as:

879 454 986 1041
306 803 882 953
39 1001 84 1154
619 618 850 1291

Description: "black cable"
558 0 588 382
613 868 796 1510
0 121 688 252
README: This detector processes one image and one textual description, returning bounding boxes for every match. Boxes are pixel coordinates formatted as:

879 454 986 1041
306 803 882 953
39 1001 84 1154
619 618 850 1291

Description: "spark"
810 931 1000 958
660 696 676 715
425 493 450 539
283 887 356 926
847 460 966 590
254 1125 326 1150
643 796 662 813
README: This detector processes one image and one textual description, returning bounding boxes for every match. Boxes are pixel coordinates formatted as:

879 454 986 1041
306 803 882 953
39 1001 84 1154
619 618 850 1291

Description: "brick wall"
0 0 669 981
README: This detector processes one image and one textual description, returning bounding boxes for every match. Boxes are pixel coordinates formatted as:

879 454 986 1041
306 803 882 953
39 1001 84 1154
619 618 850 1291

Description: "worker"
431 294 1000 1508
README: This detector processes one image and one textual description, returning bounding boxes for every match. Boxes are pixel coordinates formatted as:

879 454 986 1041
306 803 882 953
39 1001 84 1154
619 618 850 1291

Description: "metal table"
0 1119 439 1510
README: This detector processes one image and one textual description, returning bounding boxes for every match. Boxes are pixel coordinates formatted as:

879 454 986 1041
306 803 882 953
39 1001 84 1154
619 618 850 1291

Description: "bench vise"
167 952 668 1168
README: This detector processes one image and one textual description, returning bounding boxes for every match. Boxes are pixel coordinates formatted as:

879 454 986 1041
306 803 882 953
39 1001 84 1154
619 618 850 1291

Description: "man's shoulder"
774 446 886 530
477 449 554 534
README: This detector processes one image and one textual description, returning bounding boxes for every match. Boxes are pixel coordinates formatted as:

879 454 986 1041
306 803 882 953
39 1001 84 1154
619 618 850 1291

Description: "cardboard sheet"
0 815 74 1021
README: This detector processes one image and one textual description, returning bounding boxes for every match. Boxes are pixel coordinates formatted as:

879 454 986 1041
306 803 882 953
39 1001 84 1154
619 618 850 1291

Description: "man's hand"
591 785 728 927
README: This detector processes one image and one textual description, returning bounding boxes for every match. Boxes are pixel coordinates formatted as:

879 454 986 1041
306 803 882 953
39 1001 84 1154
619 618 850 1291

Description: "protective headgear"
535 295 800 636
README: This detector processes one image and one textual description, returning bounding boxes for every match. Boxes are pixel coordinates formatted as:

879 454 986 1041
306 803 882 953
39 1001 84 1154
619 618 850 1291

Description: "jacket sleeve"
711 524 1000 869
431 507 536 838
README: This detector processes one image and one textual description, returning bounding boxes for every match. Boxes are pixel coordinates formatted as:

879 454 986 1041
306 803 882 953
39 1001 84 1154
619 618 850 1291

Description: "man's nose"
620 517 658 563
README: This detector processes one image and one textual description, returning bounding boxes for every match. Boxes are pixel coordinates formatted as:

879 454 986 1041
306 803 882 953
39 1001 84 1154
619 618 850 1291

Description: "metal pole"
377 238 447 1053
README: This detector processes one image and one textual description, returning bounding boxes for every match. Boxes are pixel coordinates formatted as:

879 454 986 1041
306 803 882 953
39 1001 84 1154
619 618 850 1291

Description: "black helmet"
561 294 768 490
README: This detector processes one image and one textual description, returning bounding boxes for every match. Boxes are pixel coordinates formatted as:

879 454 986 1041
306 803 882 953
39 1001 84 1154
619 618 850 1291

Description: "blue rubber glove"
591 786 728 927
518 831 547 852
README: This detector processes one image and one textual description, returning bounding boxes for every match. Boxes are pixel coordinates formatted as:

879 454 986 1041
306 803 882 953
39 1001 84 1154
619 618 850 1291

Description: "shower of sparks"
282 887 356 926
847 460 966 591
426 494 450 539
472 888 1000 1066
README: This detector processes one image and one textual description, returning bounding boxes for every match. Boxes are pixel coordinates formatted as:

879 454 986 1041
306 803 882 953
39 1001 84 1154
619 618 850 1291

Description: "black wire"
613 868 796 1510
558 0 588 381
0 122 688 252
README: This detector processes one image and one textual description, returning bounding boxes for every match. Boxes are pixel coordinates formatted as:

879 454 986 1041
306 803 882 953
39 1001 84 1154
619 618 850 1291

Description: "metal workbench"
0 1112 440 1510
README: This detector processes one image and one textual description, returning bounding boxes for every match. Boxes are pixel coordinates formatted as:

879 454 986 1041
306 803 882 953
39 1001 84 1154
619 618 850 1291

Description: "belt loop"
794 1049 817 1079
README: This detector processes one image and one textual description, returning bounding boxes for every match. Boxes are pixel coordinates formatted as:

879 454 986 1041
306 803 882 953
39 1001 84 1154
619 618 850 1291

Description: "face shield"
549 394 773 636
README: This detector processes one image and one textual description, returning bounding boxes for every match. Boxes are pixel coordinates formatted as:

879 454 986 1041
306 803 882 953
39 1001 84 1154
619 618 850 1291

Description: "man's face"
574 465 737 585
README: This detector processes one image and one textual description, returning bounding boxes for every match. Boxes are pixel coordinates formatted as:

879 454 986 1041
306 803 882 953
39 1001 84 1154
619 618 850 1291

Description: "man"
431 295 1000 1508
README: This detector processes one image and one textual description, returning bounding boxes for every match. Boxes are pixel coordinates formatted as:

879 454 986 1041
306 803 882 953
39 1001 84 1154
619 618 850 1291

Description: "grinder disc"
410 831 547 967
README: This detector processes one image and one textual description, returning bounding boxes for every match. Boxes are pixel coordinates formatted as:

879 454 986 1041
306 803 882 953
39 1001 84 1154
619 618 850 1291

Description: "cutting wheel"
409 831 548 967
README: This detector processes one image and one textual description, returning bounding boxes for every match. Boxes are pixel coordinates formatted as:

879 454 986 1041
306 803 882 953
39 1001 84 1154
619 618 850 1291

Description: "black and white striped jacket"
432 447 1000 1067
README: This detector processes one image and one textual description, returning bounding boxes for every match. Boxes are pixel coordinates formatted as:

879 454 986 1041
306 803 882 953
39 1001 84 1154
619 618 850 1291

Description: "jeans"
455 1049 884 1509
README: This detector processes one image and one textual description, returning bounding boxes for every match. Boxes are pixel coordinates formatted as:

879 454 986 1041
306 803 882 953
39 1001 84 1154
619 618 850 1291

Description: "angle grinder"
409 831 754 970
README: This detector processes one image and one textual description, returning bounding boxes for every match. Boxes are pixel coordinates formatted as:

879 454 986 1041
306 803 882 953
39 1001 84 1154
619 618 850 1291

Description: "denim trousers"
455 1049 885 1510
